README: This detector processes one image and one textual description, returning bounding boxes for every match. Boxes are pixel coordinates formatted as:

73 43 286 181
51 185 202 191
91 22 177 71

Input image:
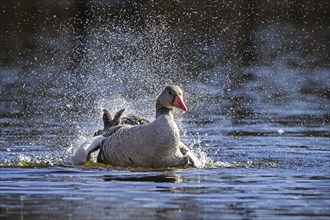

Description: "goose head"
157 85 187 112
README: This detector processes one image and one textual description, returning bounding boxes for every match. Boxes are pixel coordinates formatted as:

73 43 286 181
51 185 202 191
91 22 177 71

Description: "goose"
93 108 198 163
72 85 201 168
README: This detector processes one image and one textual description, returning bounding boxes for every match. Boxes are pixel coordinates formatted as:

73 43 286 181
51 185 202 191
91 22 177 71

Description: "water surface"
0 0 329 219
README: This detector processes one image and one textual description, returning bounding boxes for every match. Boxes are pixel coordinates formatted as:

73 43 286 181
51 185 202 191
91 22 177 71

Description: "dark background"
1 0 328 68
0 0 329 125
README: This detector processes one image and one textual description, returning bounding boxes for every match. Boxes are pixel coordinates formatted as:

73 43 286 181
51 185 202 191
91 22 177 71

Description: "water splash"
1 1 328 170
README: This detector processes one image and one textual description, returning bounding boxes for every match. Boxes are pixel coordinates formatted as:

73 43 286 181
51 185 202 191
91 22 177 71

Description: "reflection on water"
103 173 183 183
1 168 329 220
0 0 329 219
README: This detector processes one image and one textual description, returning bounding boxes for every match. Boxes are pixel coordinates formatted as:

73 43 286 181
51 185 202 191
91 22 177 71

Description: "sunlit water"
1 65 329 219
1 1 330 219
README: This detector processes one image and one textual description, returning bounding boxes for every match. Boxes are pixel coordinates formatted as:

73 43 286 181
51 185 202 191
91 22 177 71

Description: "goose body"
73 85 201 168
98 112 187 167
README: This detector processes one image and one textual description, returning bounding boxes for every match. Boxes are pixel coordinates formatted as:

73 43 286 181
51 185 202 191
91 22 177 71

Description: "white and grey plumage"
93 108 150 136
73 85 201 168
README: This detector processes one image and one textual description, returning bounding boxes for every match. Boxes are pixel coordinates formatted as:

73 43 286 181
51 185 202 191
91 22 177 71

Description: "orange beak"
173 96 187 111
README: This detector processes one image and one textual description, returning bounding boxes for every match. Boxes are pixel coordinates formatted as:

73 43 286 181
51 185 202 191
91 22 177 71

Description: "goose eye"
169 91 172 95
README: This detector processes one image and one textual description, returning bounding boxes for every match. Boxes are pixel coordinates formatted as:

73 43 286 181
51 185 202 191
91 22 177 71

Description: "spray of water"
60 14 221 168
2 2 327 169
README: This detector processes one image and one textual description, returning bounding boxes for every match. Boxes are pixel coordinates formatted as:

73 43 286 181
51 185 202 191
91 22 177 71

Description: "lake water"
0 1 329 219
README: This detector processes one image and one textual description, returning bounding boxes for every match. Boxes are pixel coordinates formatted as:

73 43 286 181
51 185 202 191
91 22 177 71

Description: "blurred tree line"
0 0 328 70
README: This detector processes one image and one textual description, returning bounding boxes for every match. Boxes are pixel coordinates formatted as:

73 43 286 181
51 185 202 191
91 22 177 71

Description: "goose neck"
156 100 173 118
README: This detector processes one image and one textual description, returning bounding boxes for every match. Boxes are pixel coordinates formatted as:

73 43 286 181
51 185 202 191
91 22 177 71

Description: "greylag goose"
93 108 197 163
73 85 201 168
